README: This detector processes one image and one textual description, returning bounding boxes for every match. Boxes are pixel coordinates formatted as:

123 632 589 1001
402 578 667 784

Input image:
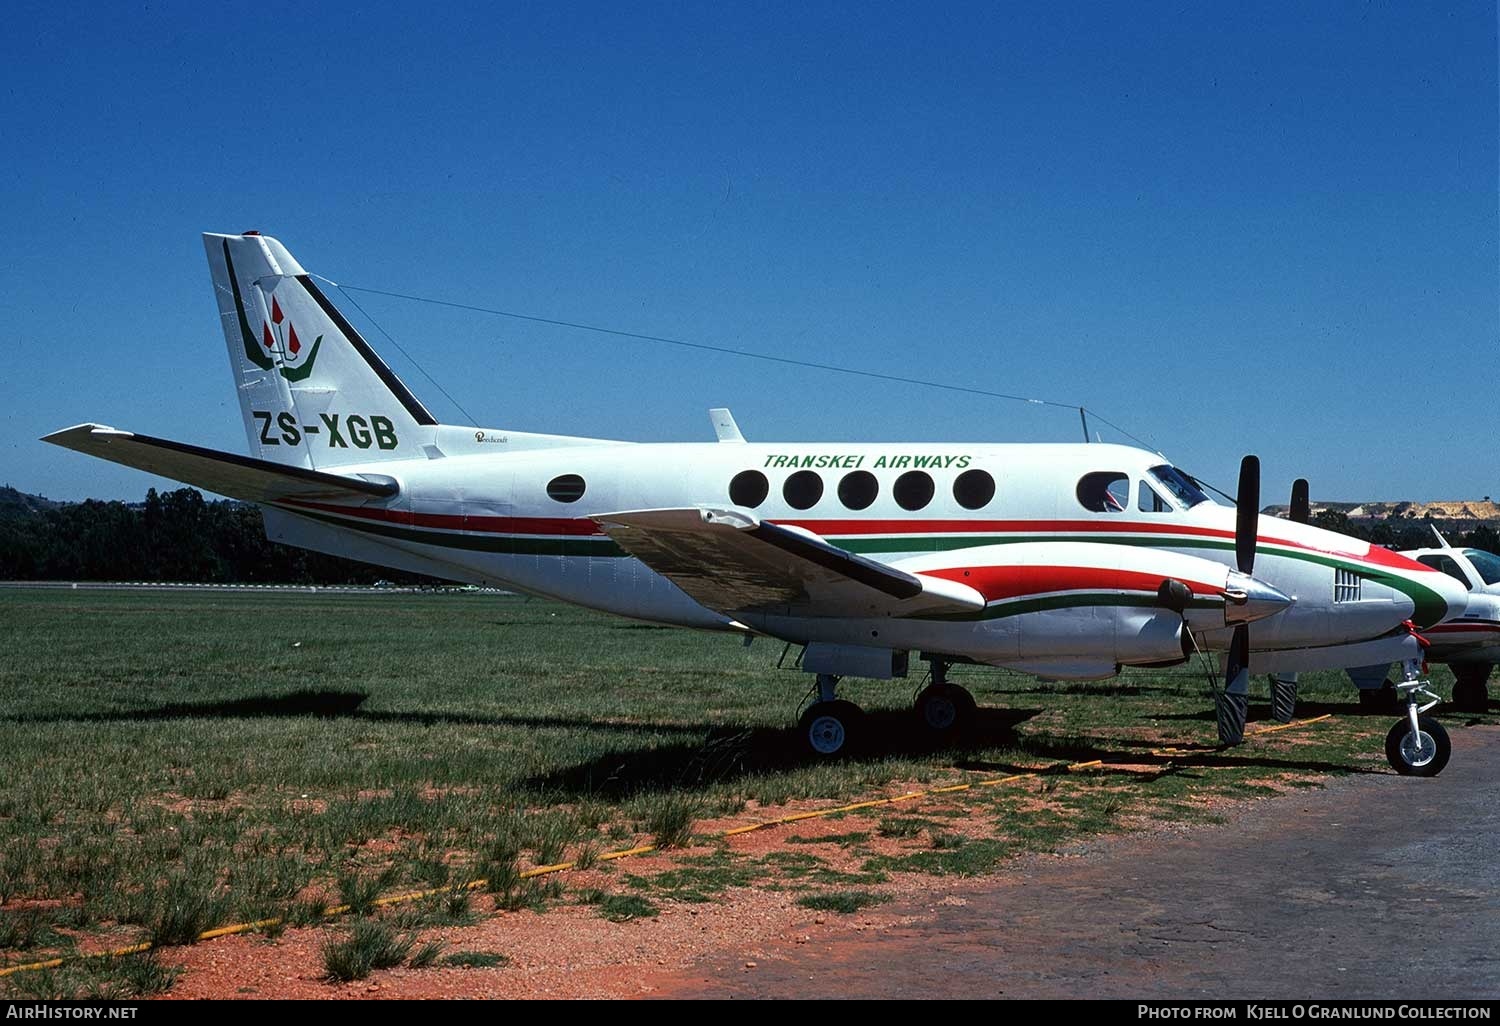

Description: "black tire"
1384 715 1451 777
914 683 977 735
798 700 865 758
1451 665 1491 713
1357 681 1399 715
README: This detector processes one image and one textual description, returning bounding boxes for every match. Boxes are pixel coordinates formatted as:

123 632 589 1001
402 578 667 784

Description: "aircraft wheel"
1451 665 1491 713
914 683 976 734
799 700 865 758
1384 716 1451 777
1358 681 1399 715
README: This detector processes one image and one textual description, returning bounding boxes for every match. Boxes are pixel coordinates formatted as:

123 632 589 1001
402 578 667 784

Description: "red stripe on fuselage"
273 500 1444 582
280 498 603 536
922 565 1221 604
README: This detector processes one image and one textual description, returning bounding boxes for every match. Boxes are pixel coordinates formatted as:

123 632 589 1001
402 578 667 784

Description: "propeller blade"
1217 623 1251 745
1236 455 1260 575
1290 479 1310 525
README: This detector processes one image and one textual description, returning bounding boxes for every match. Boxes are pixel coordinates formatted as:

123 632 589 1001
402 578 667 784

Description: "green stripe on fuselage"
277 513 1448 627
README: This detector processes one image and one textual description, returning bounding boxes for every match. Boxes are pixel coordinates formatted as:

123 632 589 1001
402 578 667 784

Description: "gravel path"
650 724 1500 999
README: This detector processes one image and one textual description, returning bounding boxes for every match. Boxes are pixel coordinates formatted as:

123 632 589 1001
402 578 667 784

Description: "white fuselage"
261 436 1466 678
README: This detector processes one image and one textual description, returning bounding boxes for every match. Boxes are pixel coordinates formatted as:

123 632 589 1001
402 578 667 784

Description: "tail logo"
259 294 324 382
223 239 323 382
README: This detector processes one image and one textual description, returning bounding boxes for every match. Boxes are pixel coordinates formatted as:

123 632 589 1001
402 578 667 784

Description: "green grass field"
0 587 1493 996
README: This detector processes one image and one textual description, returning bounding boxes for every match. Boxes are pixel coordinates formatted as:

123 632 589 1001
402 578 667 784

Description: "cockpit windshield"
1149 465 1211 509
1462 549 1500 586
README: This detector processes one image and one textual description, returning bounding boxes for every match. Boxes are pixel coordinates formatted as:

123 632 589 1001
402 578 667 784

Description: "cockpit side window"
1077 472 1130 513
1137 481 1173 513
1418 554 1474 590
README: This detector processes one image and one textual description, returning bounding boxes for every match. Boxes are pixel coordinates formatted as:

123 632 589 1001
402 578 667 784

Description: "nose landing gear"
1384 662 1451 777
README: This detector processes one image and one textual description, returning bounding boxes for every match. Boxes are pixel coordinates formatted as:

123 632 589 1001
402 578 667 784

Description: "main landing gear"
798 674 866 757
1384 660 1451 777
913 658 976 737
797 659 978 757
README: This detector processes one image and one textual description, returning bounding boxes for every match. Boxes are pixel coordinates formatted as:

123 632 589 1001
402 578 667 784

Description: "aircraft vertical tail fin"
204 232 438 468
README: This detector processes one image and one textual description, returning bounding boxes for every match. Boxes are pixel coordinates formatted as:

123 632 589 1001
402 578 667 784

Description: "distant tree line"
0 486 439 585
1310 509 1500 554
3 485 1500 585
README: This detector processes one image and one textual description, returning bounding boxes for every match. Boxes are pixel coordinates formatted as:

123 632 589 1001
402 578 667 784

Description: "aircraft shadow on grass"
4 688 1388 791
0 688 374 724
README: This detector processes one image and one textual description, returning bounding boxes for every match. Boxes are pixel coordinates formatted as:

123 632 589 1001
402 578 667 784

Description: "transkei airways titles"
763 452 974 469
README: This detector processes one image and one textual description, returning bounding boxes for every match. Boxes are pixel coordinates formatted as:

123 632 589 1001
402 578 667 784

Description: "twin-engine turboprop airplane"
43 232 1470 775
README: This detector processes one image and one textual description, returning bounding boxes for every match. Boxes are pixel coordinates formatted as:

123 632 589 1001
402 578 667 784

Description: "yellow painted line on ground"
1152 715 1334 756
721 759 1100 837
595 844 656 863
0 731 1311 978
0 942 151 978
1247 713 1333 736
974 772 1031 788
198 918 282 940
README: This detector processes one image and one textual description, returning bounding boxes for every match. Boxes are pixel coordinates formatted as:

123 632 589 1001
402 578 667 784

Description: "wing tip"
40 423 124 448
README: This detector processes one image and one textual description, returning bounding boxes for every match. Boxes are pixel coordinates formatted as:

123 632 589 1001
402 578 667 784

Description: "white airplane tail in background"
204 231 439 468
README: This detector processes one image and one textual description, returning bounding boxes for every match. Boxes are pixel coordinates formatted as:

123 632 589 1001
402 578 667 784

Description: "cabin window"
1077 472 1130 513
952 469 995 510
546 474 587 503
783 470 824 510
728 470 769 508
838 470 879 510
893 471 935 511
1137 481 1173 513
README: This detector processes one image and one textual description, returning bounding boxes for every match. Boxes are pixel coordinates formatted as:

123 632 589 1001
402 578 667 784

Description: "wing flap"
592 507 983 618
41 424 398 504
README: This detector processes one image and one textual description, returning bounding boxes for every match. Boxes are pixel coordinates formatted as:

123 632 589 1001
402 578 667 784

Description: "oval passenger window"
893 471 935 511
838 470 879 510
546 474 587 503
783 470 824 510
952 469 995 510
729 470 769 508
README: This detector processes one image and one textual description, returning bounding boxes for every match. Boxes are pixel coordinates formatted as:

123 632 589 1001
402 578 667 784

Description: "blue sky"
2 1 1495 503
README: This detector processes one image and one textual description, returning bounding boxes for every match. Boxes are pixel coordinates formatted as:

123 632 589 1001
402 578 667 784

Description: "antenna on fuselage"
1080 408 1090 442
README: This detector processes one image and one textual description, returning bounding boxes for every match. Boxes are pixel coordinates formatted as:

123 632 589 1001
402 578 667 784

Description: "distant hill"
1263 499 1500 527
0 486 62 519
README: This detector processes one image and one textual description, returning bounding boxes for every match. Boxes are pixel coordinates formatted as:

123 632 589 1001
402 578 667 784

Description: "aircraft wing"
41 424 397 504
591 507 984 618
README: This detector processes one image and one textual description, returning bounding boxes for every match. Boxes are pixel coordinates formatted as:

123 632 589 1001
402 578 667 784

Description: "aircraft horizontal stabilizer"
41 424 397 505
591 507 985 618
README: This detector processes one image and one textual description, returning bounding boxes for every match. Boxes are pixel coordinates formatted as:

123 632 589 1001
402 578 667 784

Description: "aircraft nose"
1418 570 1471 629
1224 571 1293 625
